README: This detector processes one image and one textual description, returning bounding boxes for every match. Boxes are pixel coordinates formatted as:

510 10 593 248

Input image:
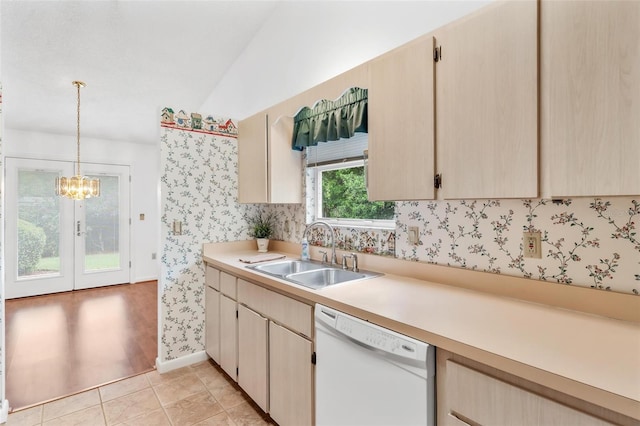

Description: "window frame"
313 159 395 229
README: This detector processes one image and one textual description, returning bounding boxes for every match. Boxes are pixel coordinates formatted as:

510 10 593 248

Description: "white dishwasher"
315 304 435 426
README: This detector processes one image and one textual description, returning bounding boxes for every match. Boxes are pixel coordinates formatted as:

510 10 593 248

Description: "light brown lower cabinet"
219 293 237 381
231 278 314 426
204 284 220 363
269 321 313 426
437 349 634 426
237 304 269 412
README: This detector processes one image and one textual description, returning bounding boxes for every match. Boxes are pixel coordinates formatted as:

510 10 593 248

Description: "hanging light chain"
73 81 85 176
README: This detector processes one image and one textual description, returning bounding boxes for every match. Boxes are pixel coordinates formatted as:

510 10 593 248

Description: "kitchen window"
307 135 395 228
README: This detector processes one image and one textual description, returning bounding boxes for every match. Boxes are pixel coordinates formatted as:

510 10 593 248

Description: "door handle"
77 221 81 237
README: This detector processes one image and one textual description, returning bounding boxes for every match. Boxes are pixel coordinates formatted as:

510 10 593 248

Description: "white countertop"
203 241 640 420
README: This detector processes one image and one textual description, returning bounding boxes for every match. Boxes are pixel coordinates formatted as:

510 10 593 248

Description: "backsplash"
266 196 639 295
395 198 639 295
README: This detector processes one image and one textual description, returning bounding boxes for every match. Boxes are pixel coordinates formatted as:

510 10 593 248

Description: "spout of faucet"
303 220 337 265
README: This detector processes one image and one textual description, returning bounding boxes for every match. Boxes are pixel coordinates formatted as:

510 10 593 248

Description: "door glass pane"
84 175 120 272
17 170 61 278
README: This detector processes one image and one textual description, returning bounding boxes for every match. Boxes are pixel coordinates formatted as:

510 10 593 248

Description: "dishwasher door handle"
319 308 336 320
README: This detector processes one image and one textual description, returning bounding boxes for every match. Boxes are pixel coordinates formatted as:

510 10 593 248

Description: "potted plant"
248 211 276 252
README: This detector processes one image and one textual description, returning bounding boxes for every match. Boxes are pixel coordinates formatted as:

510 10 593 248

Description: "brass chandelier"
55 81 100 199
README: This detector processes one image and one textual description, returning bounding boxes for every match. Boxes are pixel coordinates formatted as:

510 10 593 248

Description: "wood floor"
5 281 158 411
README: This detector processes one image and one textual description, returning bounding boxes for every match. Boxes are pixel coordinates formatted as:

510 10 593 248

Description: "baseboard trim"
131 276 158 284
155 351 208 374
1 399 9 423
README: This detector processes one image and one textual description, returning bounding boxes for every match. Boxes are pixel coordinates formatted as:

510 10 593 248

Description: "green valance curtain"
292 87 368 151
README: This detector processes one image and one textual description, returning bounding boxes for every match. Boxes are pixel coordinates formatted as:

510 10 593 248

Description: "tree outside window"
317 162 394 222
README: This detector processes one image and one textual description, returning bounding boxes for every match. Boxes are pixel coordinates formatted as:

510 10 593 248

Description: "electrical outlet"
408 226 420 245
152 253 157 260
523 231 541 258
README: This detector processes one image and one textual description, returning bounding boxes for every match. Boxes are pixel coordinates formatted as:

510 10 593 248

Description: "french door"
5 158 130 299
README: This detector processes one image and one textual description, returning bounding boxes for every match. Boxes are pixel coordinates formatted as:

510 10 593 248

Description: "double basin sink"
247 259 382 290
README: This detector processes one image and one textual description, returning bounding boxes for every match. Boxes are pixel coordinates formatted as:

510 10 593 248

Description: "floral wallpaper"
159 113 258 362
394 198 639 295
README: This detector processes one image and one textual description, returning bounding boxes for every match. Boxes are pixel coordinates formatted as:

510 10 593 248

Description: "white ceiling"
1 1 280 145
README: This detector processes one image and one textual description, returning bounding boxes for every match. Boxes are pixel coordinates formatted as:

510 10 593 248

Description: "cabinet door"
205 285 220 363
269 321 313 426
436 0 538 199
368 36 435 201
444 360 612 426
238 113 268 203
237 305 269 412
541 0 640 197
269 116 302 204
219 294 237 381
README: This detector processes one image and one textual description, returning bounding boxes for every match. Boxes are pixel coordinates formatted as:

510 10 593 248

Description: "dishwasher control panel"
317 305 427 362
336 315 420 359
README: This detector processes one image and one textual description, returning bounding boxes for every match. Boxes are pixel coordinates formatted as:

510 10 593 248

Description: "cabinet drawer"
445 360 612 426
237 279 312 338
220 272 237 299
205 264 220 291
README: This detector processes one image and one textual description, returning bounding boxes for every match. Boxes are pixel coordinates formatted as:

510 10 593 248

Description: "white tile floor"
6 360 274 426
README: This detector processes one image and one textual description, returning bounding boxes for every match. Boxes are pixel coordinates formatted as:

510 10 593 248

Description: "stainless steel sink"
285 268 371 289
247 259 381 289
249 259 325 276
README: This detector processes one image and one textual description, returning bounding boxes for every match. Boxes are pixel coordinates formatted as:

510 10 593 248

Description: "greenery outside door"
5 158 130 299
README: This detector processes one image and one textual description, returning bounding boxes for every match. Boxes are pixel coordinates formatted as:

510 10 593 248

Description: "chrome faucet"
303 221 337 265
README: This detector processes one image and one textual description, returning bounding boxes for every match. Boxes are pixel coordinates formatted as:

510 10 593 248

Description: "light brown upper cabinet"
237 113 302 204
238 113 268 203
368 36 436 201
541 0 640 197
436 0 538 199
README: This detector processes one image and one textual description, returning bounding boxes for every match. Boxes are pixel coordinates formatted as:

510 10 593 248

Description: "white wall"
3 128 159 283
201 0 491 120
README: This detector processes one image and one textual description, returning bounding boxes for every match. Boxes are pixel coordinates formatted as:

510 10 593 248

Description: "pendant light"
55 81 100 200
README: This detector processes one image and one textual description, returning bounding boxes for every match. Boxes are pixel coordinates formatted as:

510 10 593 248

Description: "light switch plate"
523 231 541 258
173 220 183 235
408 226 419 245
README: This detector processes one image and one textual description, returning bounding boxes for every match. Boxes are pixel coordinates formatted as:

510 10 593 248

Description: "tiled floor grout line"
99 389 108 426
150 380 175 426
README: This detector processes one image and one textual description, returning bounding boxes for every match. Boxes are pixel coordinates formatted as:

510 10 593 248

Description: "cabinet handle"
76 220 81 237
448 411 477 426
